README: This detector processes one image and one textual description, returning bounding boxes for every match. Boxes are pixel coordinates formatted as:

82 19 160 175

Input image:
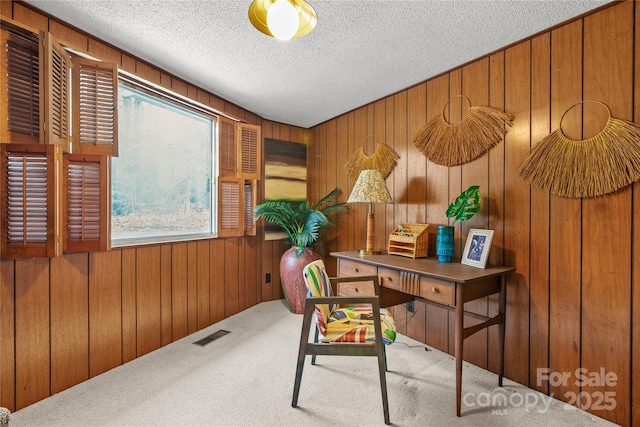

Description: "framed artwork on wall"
461 229 494 269
264 138 307 240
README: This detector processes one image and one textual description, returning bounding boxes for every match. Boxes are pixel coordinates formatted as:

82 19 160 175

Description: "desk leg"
455 284 464 417
498 274 507 387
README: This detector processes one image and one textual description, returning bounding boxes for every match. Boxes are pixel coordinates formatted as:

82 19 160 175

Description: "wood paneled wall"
0 0 307 413
309 2 638 425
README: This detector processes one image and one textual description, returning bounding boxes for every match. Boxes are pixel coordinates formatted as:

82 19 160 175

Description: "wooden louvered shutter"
44 32 70 147
71 56 118 156
239 124 260 178
1 143 57 258
218 117 237 176
0 27 41 144
243 179 256 236
63 153 110 252
218 177 242 237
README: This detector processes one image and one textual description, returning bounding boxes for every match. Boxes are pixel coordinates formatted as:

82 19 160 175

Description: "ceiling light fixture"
248 0 317 41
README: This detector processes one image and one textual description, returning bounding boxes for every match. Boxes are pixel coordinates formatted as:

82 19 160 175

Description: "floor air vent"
194 330 230 347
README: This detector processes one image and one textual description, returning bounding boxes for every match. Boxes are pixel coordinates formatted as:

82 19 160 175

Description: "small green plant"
254 187 348 256
446 185 481 225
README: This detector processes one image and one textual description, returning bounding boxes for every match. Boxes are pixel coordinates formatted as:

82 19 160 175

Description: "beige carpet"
11 300 617 427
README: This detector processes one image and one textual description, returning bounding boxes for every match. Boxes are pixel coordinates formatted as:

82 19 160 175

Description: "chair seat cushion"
322 306 396 344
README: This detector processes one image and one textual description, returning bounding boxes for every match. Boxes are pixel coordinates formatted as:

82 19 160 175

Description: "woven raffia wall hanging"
412 95 514 166
518 101 640 198
345 134 400 181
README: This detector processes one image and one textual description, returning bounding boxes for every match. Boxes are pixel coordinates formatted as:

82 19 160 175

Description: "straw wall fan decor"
518 101 640 198
412 95 514 166
345 134 400 181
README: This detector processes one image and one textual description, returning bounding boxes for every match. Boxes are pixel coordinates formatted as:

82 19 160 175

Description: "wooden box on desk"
387 223 429 258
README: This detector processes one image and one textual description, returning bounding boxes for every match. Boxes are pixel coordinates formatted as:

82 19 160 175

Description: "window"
111 81 216 244
1 19 261 257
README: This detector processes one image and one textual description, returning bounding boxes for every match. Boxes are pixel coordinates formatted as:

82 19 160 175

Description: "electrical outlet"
265 273 271 283
406 301 414 313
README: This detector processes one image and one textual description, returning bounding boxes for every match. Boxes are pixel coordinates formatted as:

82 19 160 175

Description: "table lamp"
347 169 393 255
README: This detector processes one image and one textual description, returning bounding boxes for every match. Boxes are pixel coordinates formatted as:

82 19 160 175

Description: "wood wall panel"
224 238 240 317
12 2 47 31
0 259 15 411
15 258 49 408
171 243 188 340
528 32 551 393
186 242 198 333
581 4 633 423
121 248 137 363
0 1 11 17
503 39 531 386
335 115 350 254
50 254 89 394
196 240 210 329
89 250 122 378
136 246 162 357
459 59 491 370
486 50 506 375
633 5 640 426
548 19 583 403
446 69 463 357
406 84 427 225
160 245 172 346
209 239 225 323
423 75 450 354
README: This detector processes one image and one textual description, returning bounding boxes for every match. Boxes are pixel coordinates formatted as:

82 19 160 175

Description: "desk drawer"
420 276 455 306
337 280 375 297
339 259 377 277
378 267 401 291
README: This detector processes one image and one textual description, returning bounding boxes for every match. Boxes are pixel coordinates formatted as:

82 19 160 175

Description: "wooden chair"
292 259 397 425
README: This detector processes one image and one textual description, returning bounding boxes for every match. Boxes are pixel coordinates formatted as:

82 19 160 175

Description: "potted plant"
254 187 348 313
437 185 481 262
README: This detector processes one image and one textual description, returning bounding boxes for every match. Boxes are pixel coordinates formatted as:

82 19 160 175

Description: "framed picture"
264 138 307 240
461 229 494 269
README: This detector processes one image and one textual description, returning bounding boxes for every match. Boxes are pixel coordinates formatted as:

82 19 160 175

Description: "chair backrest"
302 259 334 337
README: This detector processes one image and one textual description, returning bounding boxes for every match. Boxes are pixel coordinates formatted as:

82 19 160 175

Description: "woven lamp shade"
347 170 392 255
347 170 393 204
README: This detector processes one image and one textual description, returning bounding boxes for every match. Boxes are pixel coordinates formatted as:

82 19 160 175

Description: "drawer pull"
353 267 359 273
386 276 392 282
431 286 439 294
354 287 359 293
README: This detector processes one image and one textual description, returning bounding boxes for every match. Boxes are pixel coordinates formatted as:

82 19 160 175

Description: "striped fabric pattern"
302 260 396 345
303 260 334 336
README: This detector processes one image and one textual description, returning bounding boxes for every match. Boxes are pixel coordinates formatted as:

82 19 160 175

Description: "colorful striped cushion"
303 260 334 336
302 260 396 345
324 307 396 344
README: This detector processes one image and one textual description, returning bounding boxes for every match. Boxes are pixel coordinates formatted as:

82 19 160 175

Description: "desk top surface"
331 251 516 283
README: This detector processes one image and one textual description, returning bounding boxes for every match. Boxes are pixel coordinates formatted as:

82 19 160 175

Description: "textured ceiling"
25 0 610 128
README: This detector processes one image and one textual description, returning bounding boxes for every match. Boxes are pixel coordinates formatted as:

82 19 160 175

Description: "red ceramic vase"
280 246 323 314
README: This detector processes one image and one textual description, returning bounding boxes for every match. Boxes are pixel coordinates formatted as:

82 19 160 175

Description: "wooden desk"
330 251 516 417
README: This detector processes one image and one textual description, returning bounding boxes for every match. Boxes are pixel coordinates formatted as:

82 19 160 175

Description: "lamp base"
359 248 382 255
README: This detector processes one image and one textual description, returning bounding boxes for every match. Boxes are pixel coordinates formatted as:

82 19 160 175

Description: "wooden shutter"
71 56 118 156
239 124 261 178
43 32 70 147
0 26 41 144
218 117 237 176
243 179 257 236
1 143 57 258
218 177 242 237
63 153 110 252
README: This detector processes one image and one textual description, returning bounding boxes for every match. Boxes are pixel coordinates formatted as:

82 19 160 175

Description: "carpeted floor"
10 300 617 426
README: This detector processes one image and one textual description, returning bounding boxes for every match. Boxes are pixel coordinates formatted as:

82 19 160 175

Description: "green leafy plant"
254 187 348 256
446 185 481 225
